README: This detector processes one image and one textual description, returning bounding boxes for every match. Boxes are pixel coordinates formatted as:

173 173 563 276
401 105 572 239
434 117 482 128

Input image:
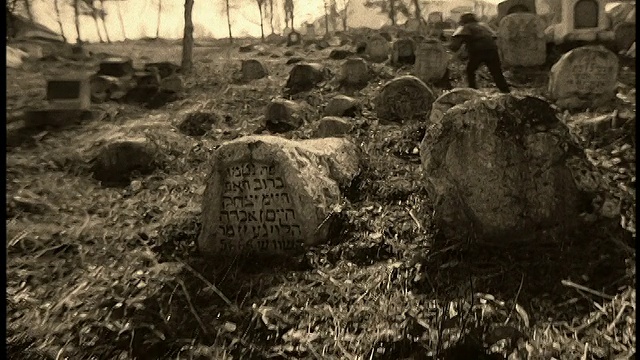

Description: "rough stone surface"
365 34 391 63
613 22 636 53
7 46 28 68
159 74 183 93
329 49 353 60
92 137 157 185
324 95 360 117
391 38 416 65
265 98 310 133
286 57 303 65
548 46 619 109
144 62 180 79
198 135 362 255
420 94 585 242
413 40 450 83
497 13 547 67
375 75 435 123
312 116 354 138
428 88 485 125
178 111 221 136
287 31 302 46
285 63 327 94
339 57 370 87
98 57 134 77
241 59 268 81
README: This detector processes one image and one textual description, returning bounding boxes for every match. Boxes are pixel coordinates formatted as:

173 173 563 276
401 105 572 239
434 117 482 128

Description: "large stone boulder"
420 94 586 242
285 63 328 94
264 98 311 133
429 88 484 125
497 13 547 67
375 75 436 123
198 135 362 255
548 46 619 110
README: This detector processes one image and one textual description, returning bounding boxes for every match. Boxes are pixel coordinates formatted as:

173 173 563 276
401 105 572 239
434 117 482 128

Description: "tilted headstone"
496 0 536 23
413 40 450 83
420 94 586 243
613 22 636 54
497 13 547 67
287 31 302 46
375 75 435 123
241 59 269 81
365 34 391 63
285 63 327 94
391 38 416 65
98 57 134 77
305 24 317 40
339 57 370 87
46 75 91 110
548 45 619 109
198 135 361 255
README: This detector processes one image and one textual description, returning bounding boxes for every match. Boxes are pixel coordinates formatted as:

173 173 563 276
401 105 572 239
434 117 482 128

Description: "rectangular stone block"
98 57 134 78
46 75 91 110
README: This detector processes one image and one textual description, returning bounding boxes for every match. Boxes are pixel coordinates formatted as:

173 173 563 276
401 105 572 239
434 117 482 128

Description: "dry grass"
6 38 635 360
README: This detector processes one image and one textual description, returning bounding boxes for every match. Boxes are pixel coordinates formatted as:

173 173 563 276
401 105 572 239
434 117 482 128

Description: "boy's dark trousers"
466 49 511 93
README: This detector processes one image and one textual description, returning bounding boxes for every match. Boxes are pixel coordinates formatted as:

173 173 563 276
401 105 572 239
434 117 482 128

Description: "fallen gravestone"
285 63 328 94
428 88 484 125
312 117 354 138
287 31 302 46
413 40 450 83
265 98 311 133
420 94 586 242
497 13 546 67
324 95 360 117
241 59 268 81
339 57 370 87
391 38 416 65
365 34 391 63
198 135 361 255
375 75 435 123
329 49 353 60
548 45 619 109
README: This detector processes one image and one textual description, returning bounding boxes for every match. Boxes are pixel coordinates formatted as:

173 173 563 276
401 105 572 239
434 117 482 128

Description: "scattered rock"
429 88 484 125
285 63 328 94
265 98 310 133
198 135 361 255
420 94 585 242
497 13 547 67
329 49 353 60
548 45 619 109
324 95 360 117
90 75 134 103
375 75 435 123
339 57 370 87
178 111 221 136
241 59 268 81
312 116 354 138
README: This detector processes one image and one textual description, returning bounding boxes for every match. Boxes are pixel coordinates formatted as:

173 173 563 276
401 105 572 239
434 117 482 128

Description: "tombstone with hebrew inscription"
198 135 361 256
497 13 547 67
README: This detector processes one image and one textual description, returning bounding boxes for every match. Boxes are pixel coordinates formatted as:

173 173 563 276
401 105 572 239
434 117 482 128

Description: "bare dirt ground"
6 38 636 360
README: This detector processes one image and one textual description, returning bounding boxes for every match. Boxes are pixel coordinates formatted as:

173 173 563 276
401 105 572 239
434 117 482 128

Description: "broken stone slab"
413 40 450 84
391 38 416 65
265 98 312 133
46 75 92 110
548 46 619 110
285 63 328 94
420 94 586 243
241 59 268 81
329 49 354 60
98 56 135 77
144 62 180 79
312 116 354 138
198 135 362 255
429 88 484 125
375 75 436 123
339 57 370 87
324 95 360 117
497 13 547 68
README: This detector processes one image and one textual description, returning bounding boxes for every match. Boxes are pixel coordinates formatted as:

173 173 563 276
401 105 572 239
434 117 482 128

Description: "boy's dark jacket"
449 22 499 55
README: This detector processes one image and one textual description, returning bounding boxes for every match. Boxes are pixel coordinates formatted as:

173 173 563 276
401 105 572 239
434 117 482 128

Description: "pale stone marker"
198 135 361 255
413 40 450 83
498 13 547 67
548 45 619 109
365 34 391 63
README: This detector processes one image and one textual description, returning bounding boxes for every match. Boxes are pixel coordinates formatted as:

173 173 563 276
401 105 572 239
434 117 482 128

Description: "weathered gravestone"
305 24 317 40
287 31 302 46
420 94 587 242
312 117 354 138
613 22 636 54
428 88 484 125
548 45 619 109
241 59 268 81
375 75 435 123
339 57 370 87
391 38 416 65
177 111 222 136
46 75 92 110
497 13 546 67
198 135 362 255
405 18 422 32
329 49 353 60
413 40 450 83
365 34 391 63
496 0 536 23
285 63 327 94
427 12 444 24
265 98 311 133
144 62 180 79
266 33 285 44
98 57 134 77
324 95 360 117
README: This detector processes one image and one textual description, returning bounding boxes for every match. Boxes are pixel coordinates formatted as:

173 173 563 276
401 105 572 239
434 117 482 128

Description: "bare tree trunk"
99 0 111 42
324 0 329 36
389 0 396 26
269 0 274 34
93 14 104 42
182 0 194 73
74 0 82 44
156 0 161 38
342 2 347 31
258 2 265 42
54 0 67 43
23 0 33 22
412 0 421 20
116 0 127 40
226 0 233 43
